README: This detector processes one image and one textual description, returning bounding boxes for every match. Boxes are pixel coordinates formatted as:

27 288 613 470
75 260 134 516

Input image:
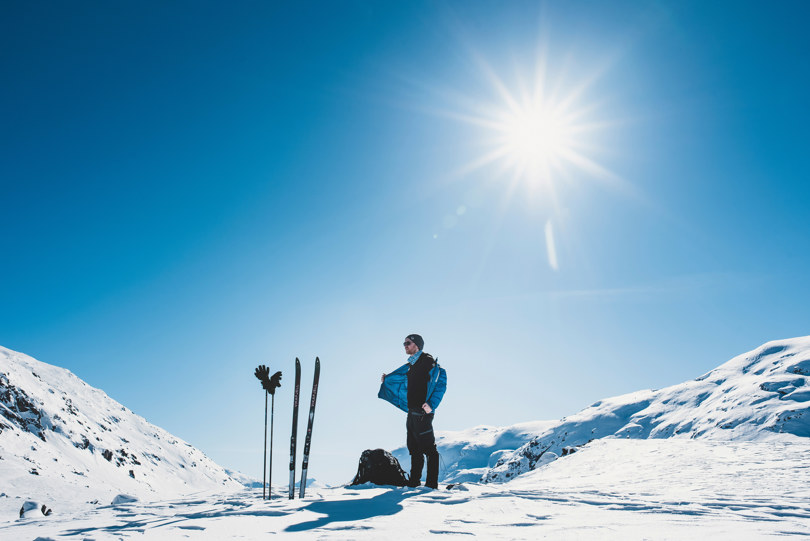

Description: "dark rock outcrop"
1 373 48 441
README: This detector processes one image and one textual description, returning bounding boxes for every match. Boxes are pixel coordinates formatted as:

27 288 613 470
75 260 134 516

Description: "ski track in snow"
3 439 809 540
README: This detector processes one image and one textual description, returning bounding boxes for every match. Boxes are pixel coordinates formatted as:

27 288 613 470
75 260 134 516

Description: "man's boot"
425 449 439 489
409 453 424 487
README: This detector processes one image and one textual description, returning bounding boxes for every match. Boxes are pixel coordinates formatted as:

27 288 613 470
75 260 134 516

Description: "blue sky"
2 1 809 484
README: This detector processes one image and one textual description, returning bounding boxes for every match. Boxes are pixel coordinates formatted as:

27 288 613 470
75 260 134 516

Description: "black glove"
255 365 270 382
254 365 282 395
267 371 282 394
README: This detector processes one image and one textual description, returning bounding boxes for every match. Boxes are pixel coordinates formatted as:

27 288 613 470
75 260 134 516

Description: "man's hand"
381 373 386 383
422 403 432 414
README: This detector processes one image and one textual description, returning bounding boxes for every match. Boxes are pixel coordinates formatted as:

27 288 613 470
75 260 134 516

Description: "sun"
426 43 623 271
443 50 616 196
496 100 573 184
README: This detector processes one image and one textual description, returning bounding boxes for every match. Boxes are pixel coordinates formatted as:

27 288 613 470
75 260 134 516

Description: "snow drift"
0 345 242 508
483 336 810 482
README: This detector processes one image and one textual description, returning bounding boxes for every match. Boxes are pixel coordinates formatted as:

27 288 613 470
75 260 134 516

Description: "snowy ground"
4 339 810 538
4 438 808 540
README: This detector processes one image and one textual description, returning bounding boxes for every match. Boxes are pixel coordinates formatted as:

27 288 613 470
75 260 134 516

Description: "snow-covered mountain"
483 336 810 482
0 345 243 508
2 338 809 539
391 420 557 485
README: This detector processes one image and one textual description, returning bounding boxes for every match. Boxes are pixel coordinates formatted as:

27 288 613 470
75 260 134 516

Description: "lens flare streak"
545 219 559 271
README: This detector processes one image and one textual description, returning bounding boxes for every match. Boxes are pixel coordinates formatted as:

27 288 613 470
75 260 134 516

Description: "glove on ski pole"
255 365 283 395
255 365 283 499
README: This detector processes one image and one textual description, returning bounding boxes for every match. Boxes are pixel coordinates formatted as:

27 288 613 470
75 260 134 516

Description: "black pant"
406 411 439 488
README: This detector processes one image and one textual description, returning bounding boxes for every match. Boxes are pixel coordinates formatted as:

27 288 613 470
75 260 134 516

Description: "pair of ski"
289 357 320 499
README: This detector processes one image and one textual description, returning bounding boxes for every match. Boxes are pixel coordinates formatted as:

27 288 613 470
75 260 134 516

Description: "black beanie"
406 334 424 350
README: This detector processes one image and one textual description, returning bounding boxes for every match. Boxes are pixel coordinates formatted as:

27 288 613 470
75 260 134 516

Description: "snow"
484 337 810 482
0 345 243 517
2 438 808 539
2 337 810 538
110 494 139 506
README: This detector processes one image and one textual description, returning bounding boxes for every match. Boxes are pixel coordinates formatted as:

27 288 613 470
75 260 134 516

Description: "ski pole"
269 392 275 499
255 365 281 500
263 390 268 499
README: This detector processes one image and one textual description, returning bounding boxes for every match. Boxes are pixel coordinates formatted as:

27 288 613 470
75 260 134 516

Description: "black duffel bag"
350 448 409 487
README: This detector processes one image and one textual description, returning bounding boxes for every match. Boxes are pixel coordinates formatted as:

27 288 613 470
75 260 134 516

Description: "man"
378 334 447 489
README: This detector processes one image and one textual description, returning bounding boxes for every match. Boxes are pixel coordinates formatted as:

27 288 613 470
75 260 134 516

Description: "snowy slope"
484 336 810 482
2 439 808 539
0 345 242 513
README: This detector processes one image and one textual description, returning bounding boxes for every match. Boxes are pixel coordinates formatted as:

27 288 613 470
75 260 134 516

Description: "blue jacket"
378 357 447 413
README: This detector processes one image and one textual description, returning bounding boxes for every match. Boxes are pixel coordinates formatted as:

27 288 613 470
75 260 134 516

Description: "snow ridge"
0 345 242 508
484 336 810 482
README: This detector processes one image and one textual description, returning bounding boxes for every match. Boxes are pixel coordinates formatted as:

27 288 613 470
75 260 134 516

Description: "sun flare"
497 101 573 183
443 49 617 196
431 43 624 272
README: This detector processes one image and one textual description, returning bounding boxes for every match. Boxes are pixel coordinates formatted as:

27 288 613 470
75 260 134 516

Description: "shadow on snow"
285 491 411 532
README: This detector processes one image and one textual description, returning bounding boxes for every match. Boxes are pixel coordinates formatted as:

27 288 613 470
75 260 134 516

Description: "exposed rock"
1 373 49 441
19 500 51 518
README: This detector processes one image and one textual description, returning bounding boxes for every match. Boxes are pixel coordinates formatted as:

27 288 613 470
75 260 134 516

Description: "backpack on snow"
350 448 409 487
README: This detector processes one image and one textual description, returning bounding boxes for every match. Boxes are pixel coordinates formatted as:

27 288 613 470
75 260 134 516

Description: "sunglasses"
403 341 414 346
